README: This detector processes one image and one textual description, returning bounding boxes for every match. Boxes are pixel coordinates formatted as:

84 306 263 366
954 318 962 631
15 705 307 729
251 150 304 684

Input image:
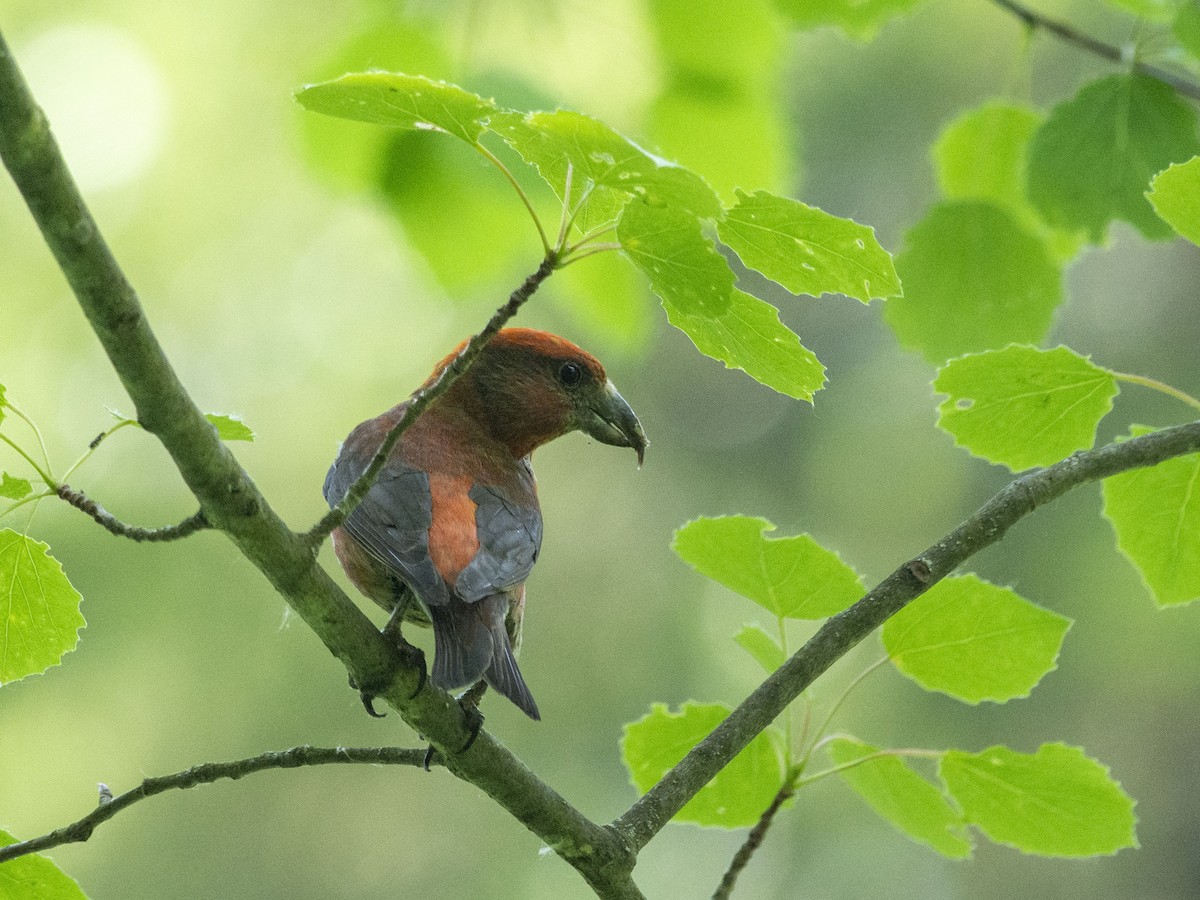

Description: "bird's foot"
421 681 487 769
349 635 427 718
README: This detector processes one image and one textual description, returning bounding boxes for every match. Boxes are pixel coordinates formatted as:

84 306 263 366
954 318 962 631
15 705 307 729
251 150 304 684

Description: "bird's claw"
347 639 427 718
420 682 487 769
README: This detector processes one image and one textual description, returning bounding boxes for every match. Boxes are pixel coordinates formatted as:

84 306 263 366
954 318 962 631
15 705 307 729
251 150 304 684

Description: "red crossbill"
324 328 646 719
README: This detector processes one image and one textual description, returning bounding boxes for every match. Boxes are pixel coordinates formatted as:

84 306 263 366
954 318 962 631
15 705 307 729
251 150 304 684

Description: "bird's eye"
559 361 584 387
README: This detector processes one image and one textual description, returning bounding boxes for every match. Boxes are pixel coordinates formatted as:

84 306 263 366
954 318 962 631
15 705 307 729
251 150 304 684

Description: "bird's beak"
581 380 647 466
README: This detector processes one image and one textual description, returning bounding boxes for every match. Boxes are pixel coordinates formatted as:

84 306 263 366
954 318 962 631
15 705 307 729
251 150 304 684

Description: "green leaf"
674 516 864 618
934 346 1118 471
1027 74 1200 242
1177 1 1200 62
619 200 826 400
774 0 924 40
205 413 255 442
1147 156 1200 246
295 72 497 144
934 101 1081 261
940 744 1137 856
297 20 453 194
886 202 1062 363
1103 425 1200 607
883 575 1072 703
734 623 786 673
0 382 6 424
827 739 972 858
0 828 88 898
0 529 85 685
717 189 900 302
493 109 721 227
0 472 33 500
622 702 785 828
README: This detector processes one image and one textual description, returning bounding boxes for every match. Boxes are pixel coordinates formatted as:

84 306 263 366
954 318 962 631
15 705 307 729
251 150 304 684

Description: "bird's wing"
323 454 451 608
455 461 543 603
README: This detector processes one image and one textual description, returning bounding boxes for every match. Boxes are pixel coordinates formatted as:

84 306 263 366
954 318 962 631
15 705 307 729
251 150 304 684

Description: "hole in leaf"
955 398 974 410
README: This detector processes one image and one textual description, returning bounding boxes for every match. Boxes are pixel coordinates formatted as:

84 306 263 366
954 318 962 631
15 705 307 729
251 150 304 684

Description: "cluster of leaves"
624 516 1136 857
296 72 901 403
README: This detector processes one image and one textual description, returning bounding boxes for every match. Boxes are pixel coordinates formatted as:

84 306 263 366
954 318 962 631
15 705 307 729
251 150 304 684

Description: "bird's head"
440 328 647 464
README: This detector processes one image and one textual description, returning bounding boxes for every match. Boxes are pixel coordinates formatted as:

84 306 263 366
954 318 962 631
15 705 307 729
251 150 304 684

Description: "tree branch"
989 0 1200 103
613 421 1200 850
0 30 640 898
712 772 798 900
306 251 559 547
0 746 436 864
56 484 209 541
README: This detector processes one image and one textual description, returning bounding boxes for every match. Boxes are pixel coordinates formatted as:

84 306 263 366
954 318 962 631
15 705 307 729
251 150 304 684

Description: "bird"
323 328 646 721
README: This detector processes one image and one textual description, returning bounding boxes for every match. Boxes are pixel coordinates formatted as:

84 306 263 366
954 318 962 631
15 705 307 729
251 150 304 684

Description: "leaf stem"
3 399 53 479
798 656 890 770
0 431 54 486
61 417 141 482
474 141 551 256
796 746 946 789
1112 371 1200 412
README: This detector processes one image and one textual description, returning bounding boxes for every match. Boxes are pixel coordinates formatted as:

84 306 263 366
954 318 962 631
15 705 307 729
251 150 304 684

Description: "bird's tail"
429 597 540 720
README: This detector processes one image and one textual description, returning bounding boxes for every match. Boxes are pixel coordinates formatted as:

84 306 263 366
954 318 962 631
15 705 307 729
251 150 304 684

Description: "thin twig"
306 250 560 547
613 420 1200 851
712 772 799 900
0 745 436 864
989 0 1200 102
56 483 209 541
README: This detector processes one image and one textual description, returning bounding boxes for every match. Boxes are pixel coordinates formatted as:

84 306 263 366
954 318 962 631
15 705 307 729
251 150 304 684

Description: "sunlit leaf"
734 623 786 673
828 738 972 858
1027 74 1200 242
774 0 925 40
718 189 900 302
493 109 721 229
940 744 1137 856
0 828 88 898
0 382 6 423
887 202 1061 363
674 516 863 619
0 529 85 685
297 20 453 193
295 72 497 144
1147 156 1200 246
619 200 825 399
622 702 785 828
883 575 1071 703
1103 425 1200 607
205 413 255 442
0 472 32 500
934 346 1118 470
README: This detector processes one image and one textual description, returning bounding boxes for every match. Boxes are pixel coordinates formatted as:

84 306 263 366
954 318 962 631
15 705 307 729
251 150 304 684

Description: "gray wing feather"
323 451 450 608
455 479 543 602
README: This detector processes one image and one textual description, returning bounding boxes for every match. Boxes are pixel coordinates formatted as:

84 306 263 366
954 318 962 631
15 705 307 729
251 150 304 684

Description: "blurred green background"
3 1 1200 897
